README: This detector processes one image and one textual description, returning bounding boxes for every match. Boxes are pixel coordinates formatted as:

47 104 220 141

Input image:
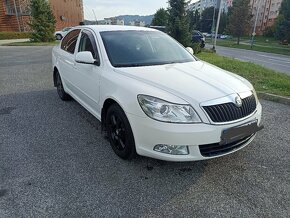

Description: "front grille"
199 134 254 157
203 95 256 123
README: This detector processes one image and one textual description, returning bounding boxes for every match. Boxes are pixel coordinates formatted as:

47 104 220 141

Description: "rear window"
61 29 81 54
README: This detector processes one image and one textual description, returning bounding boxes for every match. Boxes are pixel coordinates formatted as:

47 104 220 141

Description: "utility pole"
211 6 216 45
251 0 262 48
213 0 223 51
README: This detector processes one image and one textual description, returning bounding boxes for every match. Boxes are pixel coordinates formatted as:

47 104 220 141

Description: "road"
208 45 290 76
0 46 289 217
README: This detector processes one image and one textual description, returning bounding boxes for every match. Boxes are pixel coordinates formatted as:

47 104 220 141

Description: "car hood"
113 60 252 104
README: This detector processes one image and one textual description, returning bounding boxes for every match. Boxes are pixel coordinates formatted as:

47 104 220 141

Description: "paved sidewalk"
0 38 29 45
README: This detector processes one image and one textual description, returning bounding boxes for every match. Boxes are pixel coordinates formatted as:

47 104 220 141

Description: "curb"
257 92 290 106
0 38 29 45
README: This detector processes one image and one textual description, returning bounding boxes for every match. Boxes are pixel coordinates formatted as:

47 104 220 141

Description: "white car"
220 35 231 39
52 25 263 162
54 27 72 40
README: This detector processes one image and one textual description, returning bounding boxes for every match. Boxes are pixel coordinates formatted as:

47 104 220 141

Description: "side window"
78 30 99 60
61 29 81 54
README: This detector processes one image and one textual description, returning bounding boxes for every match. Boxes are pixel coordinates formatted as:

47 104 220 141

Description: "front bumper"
126 103 262 162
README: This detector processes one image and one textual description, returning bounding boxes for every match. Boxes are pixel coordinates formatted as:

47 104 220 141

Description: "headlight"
137 95 201 123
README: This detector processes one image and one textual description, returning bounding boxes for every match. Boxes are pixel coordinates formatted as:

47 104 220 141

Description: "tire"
55 34 62 40
106 104 136 160
55 72 71 101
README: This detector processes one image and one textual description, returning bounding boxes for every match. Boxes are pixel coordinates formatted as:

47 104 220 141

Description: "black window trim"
78 29 101 65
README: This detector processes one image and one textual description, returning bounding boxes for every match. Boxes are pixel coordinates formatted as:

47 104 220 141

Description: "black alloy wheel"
56 72 71 101
106 104 136 159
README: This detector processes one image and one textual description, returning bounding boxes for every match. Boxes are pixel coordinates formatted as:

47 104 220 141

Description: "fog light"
154 144 189 155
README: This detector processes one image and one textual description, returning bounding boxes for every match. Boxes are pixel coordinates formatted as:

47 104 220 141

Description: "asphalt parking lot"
0 46 289 217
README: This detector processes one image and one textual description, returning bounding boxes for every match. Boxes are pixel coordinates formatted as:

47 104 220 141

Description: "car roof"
72 25 158 33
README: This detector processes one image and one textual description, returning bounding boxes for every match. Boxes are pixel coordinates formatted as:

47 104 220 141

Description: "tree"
226 6 233 32
151 8 169 26
219 11 228 34
274 0 290 41
200 7 217 33
167 0 191 46
228 0 252 44
29 0 56 42
188 9 201 31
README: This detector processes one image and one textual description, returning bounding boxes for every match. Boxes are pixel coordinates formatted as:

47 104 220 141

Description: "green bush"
0 32 32 40
263 26 275 37
192 42 202 54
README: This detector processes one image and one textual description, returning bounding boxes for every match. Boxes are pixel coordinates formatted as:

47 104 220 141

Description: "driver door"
73 30 102 116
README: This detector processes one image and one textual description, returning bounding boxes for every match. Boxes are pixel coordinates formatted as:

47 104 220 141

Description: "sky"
83 0 197 20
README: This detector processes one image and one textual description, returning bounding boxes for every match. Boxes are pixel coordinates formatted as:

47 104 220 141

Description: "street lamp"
251 0 263 48
213 0 223 51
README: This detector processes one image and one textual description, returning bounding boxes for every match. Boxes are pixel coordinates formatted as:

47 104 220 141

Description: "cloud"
83 0 168 20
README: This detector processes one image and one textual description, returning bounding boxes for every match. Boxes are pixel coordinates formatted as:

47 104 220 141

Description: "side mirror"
186 47 194 55
75 51 99 65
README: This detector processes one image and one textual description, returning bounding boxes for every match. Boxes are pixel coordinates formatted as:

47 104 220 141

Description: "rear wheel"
56 72 71 101
106 104 136 160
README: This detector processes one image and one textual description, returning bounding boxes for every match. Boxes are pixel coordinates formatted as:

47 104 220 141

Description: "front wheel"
106 104 136 160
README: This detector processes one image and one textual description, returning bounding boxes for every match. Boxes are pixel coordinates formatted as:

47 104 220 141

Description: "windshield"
100 30 196 67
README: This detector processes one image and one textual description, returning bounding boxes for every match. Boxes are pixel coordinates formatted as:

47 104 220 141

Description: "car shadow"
0 89 251 217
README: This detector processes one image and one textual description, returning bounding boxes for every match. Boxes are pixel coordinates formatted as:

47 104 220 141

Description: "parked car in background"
54 27 72 40
52 25 263 162
192 30 205 48
203 32 212 38
150 26 167 33
220 35 231 39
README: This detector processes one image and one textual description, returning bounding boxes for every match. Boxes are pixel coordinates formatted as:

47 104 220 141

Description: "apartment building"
0 0 30 32
129 20 145 27
50 0 83 31
250 0 282 34
188 1 201 12
0 0 84 32
188 0 233 13
101 17 125 26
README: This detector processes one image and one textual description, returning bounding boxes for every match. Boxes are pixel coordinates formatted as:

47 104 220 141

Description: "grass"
4 41 60 46
208 36 290 56
0 32 31 40
196 51 290 98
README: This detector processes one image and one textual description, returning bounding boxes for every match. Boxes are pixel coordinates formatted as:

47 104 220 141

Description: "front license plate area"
220 120 264 145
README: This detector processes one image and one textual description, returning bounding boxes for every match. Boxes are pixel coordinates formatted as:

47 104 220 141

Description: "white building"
129 20 145 27
188 0 233 13
99 17 124 25
187 0 201 12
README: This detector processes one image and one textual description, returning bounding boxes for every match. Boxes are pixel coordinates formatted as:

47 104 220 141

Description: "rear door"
58 29 81 94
